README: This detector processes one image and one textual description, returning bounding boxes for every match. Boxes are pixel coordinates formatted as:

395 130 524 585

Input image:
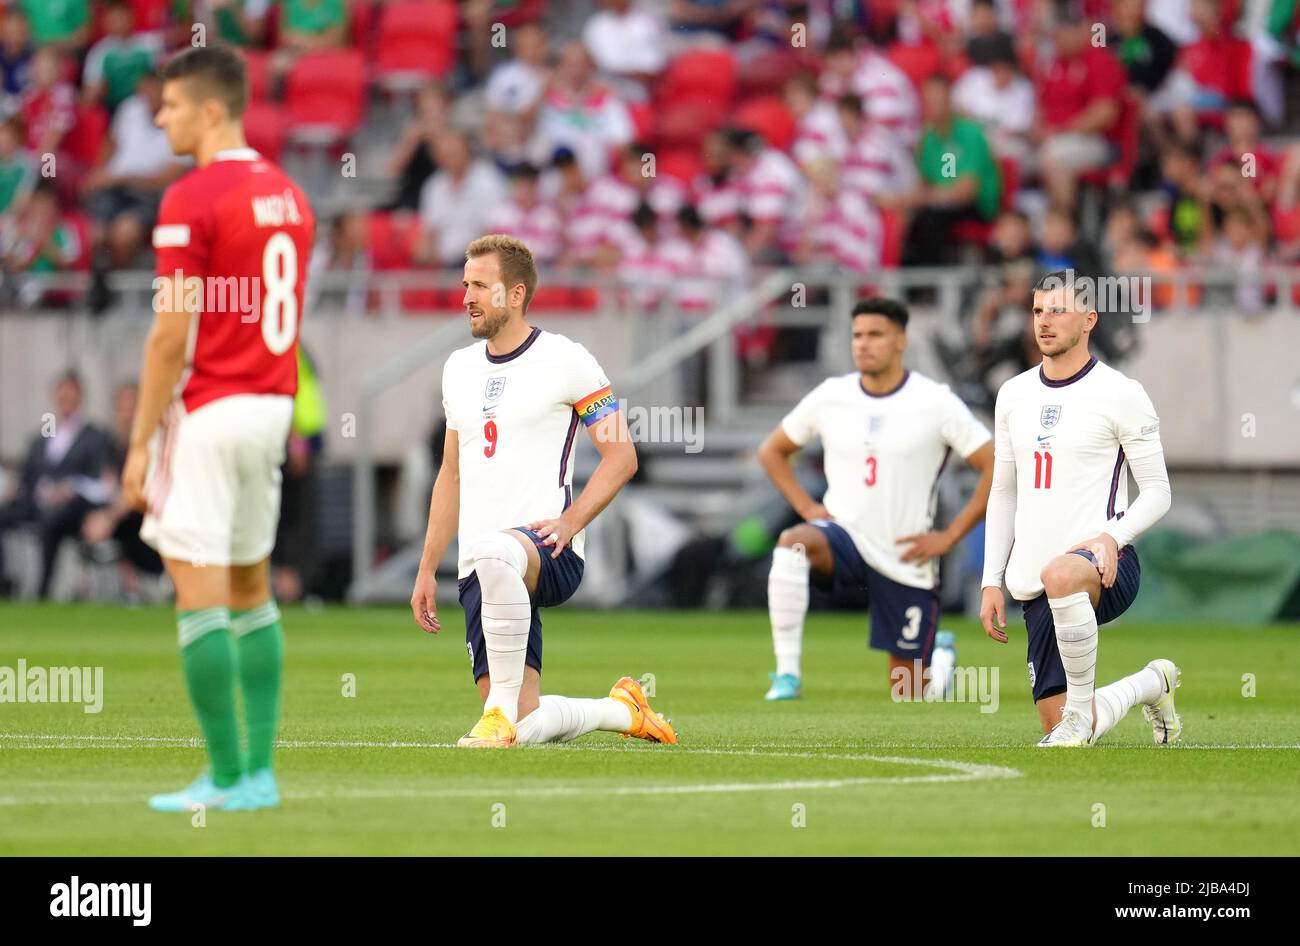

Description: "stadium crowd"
0 0 1297 312
2 0 1300 602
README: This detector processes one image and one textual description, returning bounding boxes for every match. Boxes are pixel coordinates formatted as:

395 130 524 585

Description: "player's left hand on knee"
527 517 576 559
1069 533 1119 588
896 529 955 563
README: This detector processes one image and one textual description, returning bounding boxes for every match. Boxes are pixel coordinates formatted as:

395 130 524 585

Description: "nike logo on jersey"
1036 434 1052 443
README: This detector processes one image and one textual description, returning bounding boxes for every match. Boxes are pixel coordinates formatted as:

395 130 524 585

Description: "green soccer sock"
231 601 284 773
178 608 243 788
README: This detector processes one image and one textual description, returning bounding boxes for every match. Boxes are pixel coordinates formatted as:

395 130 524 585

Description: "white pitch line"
0 733 1023 806
1 733 1296 751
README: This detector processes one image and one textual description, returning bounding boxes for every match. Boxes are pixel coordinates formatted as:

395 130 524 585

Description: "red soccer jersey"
1036 47 1127 140
151 147 316 412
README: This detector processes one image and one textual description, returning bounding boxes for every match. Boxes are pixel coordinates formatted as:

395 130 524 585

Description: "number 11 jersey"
992 357 1163 601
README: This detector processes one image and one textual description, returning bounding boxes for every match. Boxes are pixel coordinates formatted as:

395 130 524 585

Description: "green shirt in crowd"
283 0 347 35
917 116 1001 221
0 155 36 215
21 0 90 46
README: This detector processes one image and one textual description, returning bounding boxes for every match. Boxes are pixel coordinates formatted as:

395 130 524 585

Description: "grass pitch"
1 603 1297 855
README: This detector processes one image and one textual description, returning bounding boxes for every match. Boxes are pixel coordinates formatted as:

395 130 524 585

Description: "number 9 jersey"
150 147 316 413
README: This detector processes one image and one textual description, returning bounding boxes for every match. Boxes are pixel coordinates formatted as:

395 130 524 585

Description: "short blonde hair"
465 234 539 312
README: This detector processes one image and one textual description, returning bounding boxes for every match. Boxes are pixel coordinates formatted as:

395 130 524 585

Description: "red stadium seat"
242 50 273 102
656 147 704 185
735 49 806 96
657 49 736 108
886 42 943 91
626 101 655 140
286 49 367 144
374 1 457 90
735 96 796 151
350 0 379 53
654 100 728 148
243 101 288 163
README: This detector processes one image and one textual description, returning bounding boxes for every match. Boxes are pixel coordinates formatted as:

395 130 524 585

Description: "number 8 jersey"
988 357 1164 601
151 147 316 412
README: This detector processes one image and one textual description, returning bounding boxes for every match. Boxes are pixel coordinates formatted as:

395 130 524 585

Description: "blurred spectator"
0 371 110 599
0 115 36 215
485 163 564 264
691 128 742 232
835 93 916 211
952 33 1036 165
306 211 370 315
668 0 746 42
792 157 884 273
19 0 89 52
534 42 635 179
413 131 506 266
1205 205 1268 313
81 74 186 269
0 181 81 305
659 203 749 310
271 0 348 77
386 83 452 212
958 209 1040 391
902 75 1001 266
1032 11 1126 211
1161 0 1253 142
0 7 33 102
1206 98 1280 205
484 20 551 115
1112 0 1178 97
81 1 162 112
1036 206 1091 272
1277 143 1300 261
724 127 804 262
786 71 843 169
583 0 669 102
1159 142 1208 254
80 382 163 603
818 34 920 145
19 47 76 157
612 201 675 307
188 0 272 48
273 346 327 602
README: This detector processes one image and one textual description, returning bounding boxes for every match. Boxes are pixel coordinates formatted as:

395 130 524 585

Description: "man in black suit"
0 371 112 598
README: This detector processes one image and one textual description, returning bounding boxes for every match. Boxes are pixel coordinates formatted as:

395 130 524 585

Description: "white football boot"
1141 658 1182 745
1036 705 1094 747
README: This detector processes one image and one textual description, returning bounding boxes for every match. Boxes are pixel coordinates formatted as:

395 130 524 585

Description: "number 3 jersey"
151 147 316 413
986 357 1164 601
781 370 991 590
442 327 618 579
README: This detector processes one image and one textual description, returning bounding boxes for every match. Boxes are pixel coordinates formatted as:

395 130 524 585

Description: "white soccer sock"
472 534 532 725
515 695 633 744
768 545 810 678
1049 591 1099 721
1092 666 1164 742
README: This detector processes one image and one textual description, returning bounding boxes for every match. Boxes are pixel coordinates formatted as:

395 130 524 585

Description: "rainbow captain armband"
575 385 619 426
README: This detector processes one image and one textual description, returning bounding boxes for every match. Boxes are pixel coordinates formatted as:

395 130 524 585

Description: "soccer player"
758 297 995 700
410 234 677 748
122 46 315 809
980 272 1180 747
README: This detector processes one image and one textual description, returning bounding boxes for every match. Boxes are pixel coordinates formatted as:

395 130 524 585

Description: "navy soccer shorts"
458 527 585 681
1020 544 1141 702
808 519 940 662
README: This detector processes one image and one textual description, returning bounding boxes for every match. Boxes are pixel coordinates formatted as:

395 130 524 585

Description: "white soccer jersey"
988 357 1164 601
442 328 618 579
781 370 991 589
